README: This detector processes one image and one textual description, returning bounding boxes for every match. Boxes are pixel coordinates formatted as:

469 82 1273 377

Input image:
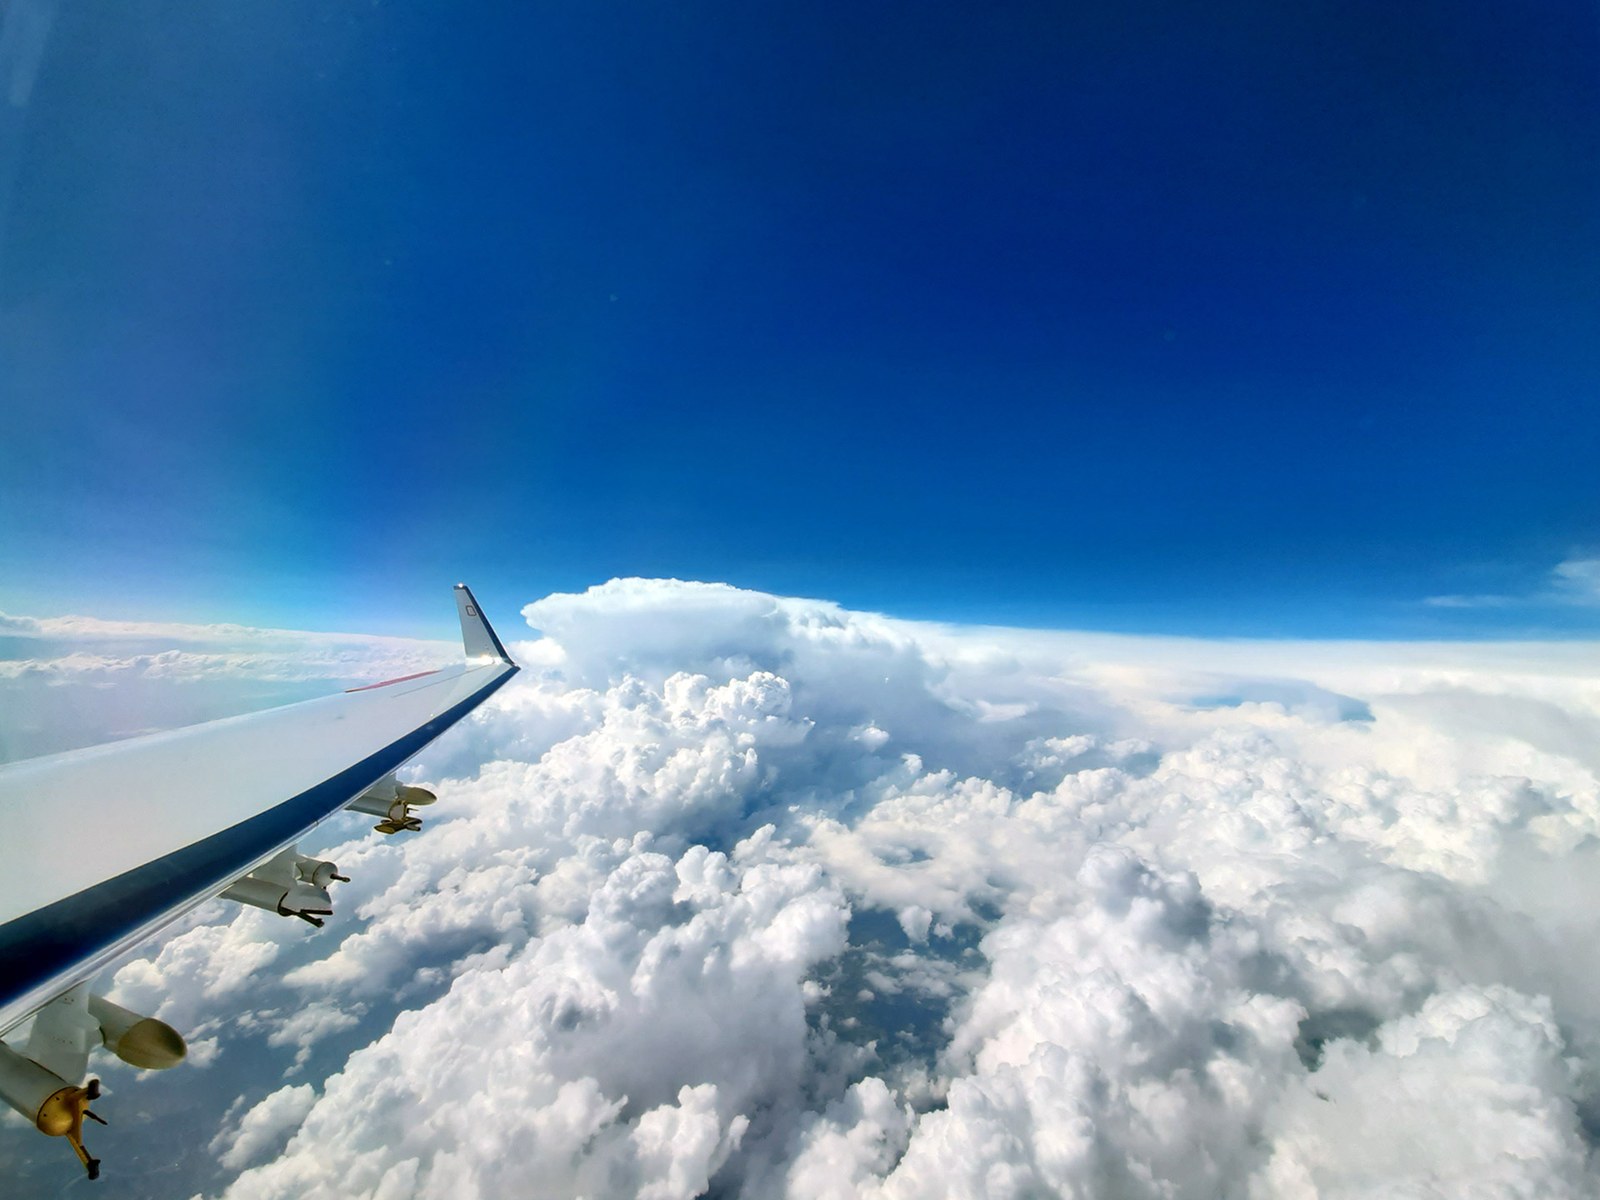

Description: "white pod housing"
0 1041 103 1177
0 1040 70 1128
87 994 186 1070
294 856 348 888
347 782 435 834
220 876 334 926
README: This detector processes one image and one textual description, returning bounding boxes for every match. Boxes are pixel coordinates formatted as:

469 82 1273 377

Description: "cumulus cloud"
217 837 847 1199
9 578 1600 1197
211 1084 318 1172
1256 985 1592 1197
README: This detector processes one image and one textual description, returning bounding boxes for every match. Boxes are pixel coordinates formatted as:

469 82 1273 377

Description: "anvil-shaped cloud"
6 579 1600 1198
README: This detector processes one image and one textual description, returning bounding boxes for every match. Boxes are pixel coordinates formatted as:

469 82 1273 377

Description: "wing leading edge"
0 586 518 1178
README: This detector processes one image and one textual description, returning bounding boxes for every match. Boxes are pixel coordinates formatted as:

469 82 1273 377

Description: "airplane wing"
0 584 518 1178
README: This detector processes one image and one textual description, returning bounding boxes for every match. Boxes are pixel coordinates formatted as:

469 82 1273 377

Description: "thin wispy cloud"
1426 556 1600 611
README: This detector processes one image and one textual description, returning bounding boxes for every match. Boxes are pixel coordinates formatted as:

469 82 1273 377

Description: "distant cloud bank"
0 611 450 761
6 579 1600 1196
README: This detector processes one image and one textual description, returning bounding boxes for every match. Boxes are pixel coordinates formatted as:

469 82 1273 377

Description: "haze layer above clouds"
4 579 1600 1198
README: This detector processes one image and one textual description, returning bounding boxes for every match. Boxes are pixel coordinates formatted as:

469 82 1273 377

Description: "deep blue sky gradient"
1 1 1596 637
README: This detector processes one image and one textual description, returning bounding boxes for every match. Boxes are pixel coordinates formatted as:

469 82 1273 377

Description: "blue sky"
0 1 1596 638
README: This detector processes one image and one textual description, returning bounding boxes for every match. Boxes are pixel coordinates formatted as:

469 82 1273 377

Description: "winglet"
454 584 514 664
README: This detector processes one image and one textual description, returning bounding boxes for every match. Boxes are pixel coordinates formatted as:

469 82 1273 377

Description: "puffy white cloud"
783 1078 912 1200
855 847 1306 1200
1254 985 1592 1198
211 1084 318 1171
266 1001 365 1072
216 836 848 1199
109 906 293 1030
10 577 1600 1198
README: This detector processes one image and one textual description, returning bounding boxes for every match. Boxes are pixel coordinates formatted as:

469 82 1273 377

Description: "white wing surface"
0 584 517 1178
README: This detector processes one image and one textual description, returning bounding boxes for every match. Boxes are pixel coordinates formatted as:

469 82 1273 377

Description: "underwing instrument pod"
0 584 518 1178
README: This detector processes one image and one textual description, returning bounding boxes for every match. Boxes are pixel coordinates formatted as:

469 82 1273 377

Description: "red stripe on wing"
345 670 443 693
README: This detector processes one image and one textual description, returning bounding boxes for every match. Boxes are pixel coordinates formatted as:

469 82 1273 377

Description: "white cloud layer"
7 578 1600 1197
0 611 451 761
